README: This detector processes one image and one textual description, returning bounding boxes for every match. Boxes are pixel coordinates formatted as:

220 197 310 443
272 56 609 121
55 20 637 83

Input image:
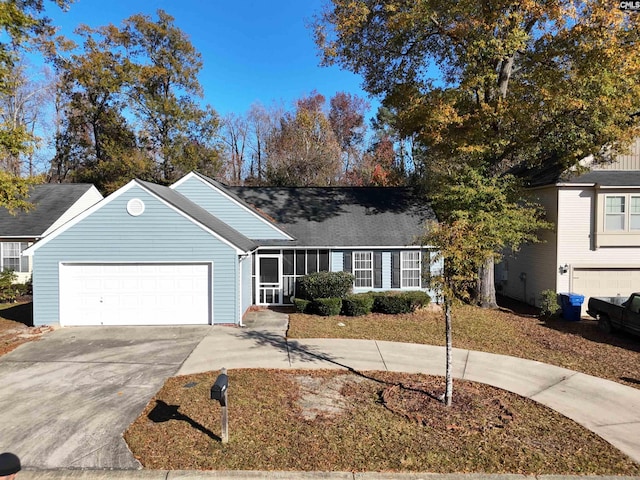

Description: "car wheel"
598 315 612 334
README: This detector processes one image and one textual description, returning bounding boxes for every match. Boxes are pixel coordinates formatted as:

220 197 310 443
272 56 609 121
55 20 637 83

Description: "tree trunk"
444 295 453 407
478 255 498 308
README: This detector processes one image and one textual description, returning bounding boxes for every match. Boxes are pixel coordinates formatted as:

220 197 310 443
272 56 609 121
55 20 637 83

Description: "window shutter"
391 251 400 288
374 251 382 288
421 250 429 287
343 251 352 272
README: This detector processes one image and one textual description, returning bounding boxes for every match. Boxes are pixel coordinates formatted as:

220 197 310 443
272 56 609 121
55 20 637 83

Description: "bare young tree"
221 113 248 185
0 59 56 176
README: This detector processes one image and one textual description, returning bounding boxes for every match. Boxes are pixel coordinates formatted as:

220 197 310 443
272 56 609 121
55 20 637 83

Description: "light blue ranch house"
25 172 440 327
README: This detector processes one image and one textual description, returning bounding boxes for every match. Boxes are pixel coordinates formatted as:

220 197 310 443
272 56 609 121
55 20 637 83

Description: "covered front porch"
251 246 438 306
252 248 330 305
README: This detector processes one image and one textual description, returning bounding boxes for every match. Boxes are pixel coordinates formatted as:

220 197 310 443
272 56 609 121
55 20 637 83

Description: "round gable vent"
127 198 145 216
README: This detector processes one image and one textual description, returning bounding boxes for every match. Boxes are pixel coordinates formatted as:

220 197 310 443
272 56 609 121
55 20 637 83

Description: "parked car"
586 293 640 336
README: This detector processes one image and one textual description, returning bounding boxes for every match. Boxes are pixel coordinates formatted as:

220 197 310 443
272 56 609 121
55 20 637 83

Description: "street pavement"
1 309 639 478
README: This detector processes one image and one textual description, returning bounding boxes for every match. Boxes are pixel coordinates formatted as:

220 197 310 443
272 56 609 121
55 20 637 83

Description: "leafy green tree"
423 167 550 405
51 10 223 190
51 24 152 193
429 167 550 306
315 0 640 306
119 10 222 184
0 169 37 213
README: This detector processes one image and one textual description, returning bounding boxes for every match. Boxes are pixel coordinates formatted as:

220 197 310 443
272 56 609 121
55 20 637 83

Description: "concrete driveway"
0 326 210 470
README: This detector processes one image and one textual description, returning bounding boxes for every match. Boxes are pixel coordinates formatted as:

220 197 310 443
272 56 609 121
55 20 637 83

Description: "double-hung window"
353 251 373 288
1 242 28 272
605 196 626 231
631 196 640 230
604 194 640 232
401 251 421 288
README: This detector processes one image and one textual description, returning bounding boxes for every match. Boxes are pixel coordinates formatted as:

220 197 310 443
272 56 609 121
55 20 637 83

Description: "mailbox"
210 373 228 405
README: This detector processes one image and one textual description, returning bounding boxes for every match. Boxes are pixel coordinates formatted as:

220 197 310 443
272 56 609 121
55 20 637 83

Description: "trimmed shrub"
0 269 18 303
298 271 354 300
293 298 311 314
402 291 431 310
372 293 413 314
539 289 560 318
342 293 375 316
312 297 343 316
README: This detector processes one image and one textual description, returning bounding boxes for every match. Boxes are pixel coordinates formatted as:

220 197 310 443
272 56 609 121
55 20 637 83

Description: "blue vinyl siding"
32 185 240 326
174 176 290 240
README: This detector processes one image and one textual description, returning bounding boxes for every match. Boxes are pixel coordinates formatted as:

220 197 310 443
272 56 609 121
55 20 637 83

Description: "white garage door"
59 263 212 326
572 268 640 315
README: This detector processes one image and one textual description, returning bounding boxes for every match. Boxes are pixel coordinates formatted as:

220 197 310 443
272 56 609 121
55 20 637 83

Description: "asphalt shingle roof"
0 183 95 237
227 186 436 247
137 180 257 252
559 170 640 186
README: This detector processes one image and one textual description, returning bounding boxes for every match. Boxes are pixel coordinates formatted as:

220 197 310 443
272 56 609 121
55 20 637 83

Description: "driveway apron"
0 326 210 470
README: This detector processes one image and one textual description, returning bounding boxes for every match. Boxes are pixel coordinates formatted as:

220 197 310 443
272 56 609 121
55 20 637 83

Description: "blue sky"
45 0 379 120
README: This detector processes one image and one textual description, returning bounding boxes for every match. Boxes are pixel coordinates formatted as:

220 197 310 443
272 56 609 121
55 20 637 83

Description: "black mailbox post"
211 367 229 443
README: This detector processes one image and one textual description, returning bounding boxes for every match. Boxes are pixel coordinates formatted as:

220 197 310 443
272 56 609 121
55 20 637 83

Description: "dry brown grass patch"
288 303 640 389
125 369 640 474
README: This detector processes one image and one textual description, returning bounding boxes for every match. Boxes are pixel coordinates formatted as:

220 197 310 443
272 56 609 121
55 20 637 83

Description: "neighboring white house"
0 184 103 282
496 139 640 315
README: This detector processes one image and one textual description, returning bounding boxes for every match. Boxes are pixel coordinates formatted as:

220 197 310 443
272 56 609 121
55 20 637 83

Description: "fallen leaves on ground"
125 369 640 474
287 301 640 389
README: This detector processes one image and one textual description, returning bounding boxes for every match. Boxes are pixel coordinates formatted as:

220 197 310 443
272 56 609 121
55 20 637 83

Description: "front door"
258 255 281 304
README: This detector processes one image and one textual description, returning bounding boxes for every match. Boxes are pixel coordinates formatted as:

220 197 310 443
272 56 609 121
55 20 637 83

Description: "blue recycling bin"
558 292 584 321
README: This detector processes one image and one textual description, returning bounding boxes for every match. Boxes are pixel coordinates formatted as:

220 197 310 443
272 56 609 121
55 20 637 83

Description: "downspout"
238 254 247 327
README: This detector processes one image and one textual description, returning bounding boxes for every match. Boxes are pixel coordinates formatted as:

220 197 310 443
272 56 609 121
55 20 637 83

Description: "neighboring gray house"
0 184 103 282
496 139 640 315
25 172 437 327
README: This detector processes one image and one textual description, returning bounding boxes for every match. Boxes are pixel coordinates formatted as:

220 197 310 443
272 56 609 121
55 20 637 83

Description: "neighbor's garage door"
59 263 212 326
572 268 640 315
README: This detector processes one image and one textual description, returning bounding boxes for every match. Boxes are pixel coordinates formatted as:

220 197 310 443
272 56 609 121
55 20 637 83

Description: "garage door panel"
572 268 640 315
60 263 212 326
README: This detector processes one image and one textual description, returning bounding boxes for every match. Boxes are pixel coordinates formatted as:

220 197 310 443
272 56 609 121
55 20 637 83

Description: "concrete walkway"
180 309 640 465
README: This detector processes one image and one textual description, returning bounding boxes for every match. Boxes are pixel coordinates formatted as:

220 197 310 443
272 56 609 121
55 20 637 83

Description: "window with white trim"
1 242 28 272
401 251 421 287
604 194 640 232
605 196 625 231
353 251 373 288
631 196 640 230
